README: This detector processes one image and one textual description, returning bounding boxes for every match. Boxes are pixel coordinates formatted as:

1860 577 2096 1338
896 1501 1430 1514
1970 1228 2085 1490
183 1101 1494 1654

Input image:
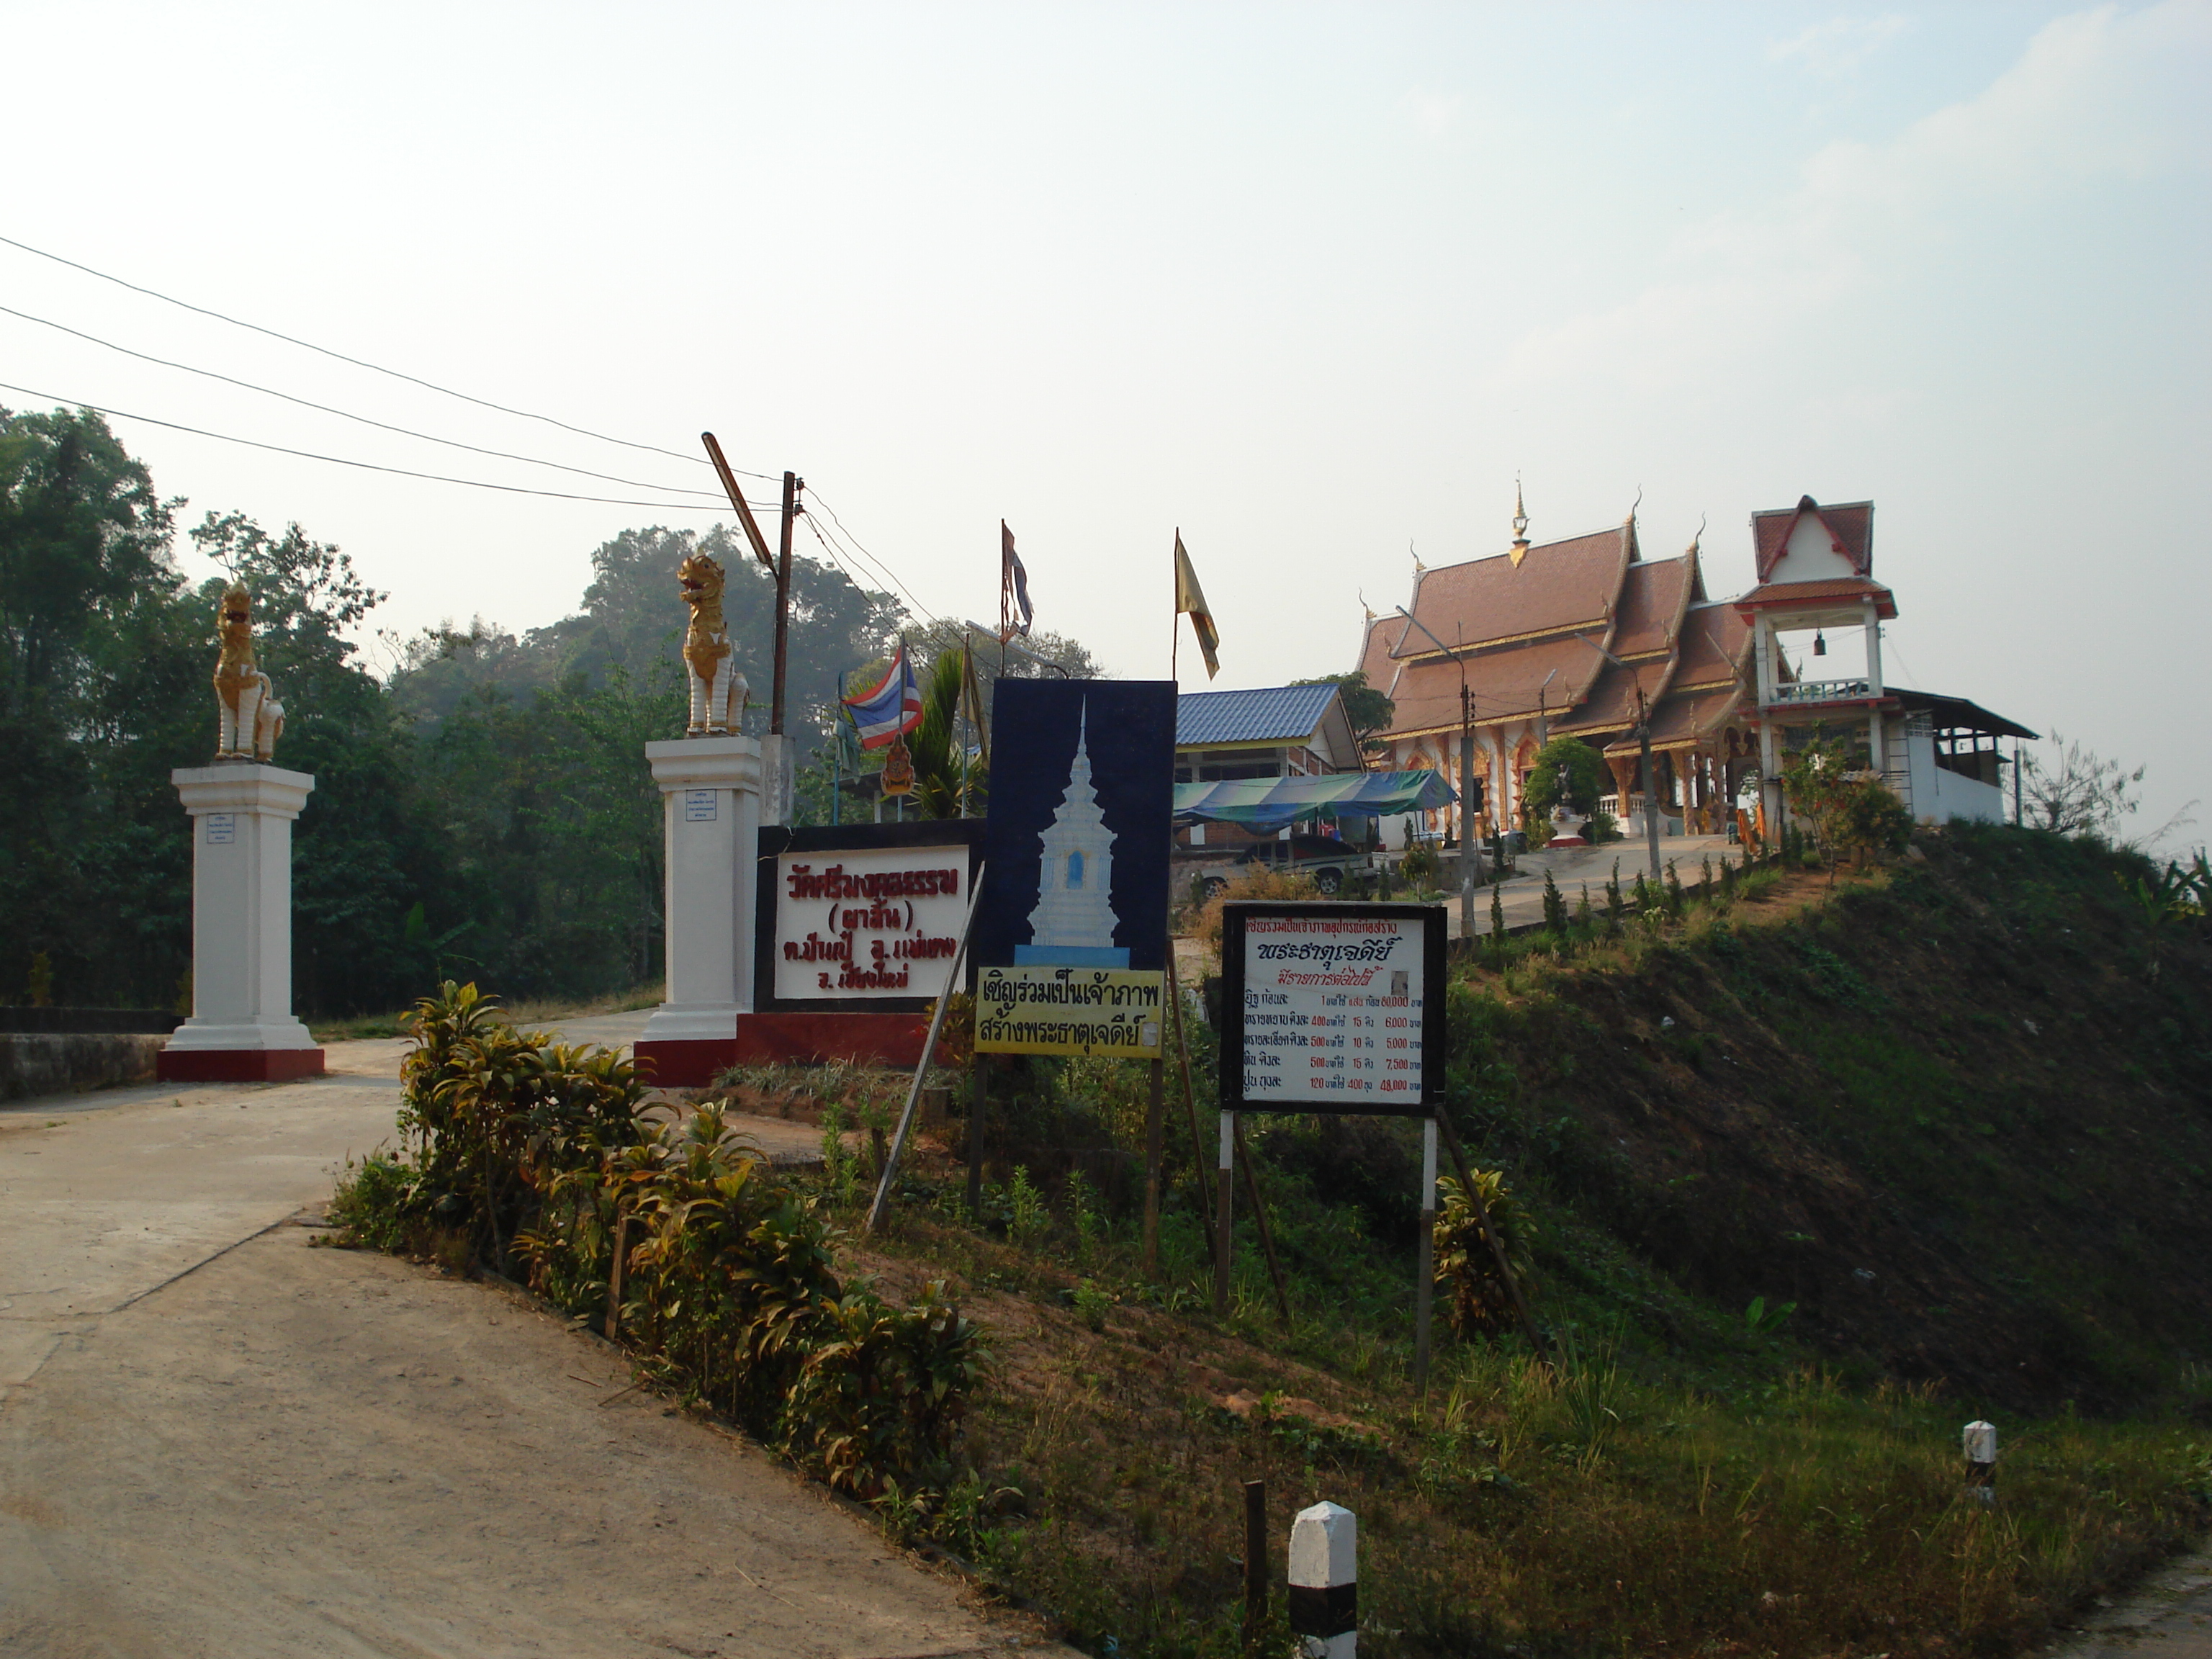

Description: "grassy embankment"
331 824 2212 1656
806 824 2212 1657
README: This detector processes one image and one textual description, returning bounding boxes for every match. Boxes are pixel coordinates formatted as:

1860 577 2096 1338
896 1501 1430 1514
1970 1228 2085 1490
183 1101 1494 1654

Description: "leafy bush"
328 1150 428 1254
1432 1168 1537 1337
349 981 987 1500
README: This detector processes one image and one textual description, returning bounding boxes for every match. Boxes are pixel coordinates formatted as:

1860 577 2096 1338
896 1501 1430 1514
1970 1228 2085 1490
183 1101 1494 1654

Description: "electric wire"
0 302 729 500
0 230 778 480
809 508 940 624
804 487 940 621
0 379 727 511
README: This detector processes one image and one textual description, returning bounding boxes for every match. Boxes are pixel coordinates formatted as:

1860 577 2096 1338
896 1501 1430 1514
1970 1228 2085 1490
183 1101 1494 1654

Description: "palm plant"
907 645 988 819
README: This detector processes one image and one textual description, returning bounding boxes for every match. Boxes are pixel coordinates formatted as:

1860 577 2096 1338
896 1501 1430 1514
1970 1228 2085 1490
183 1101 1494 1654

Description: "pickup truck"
1187 833 1377 899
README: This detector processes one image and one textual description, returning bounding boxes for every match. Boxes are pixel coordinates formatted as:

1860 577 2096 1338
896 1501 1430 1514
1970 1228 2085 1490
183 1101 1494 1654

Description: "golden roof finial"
1509 477 1530 567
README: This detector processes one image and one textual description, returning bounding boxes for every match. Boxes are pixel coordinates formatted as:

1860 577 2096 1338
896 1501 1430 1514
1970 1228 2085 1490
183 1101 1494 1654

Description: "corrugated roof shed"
1177 683 1341 747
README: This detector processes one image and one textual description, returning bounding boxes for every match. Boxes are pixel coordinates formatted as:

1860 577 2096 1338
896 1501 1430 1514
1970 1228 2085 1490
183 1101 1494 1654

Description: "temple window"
1067 850 1085 890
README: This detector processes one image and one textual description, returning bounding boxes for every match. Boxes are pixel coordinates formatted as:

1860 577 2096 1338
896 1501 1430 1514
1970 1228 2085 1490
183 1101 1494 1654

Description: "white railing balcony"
1768 678 1873 706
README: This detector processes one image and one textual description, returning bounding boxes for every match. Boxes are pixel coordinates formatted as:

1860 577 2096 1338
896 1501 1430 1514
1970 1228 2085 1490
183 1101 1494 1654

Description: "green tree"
1520 737 1606 824
1290 670 1395 757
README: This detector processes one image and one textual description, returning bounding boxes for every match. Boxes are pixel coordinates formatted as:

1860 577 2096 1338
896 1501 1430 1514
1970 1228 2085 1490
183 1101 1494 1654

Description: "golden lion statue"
679 551 745 735
213 583 284 761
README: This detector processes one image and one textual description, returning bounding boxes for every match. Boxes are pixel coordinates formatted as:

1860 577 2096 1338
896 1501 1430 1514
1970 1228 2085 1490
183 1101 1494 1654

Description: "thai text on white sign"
1238 912 1428 1106
773 846 968 1001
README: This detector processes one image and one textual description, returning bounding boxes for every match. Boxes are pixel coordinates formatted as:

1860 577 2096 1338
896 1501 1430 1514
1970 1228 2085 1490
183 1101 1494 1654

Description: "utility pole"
699 435 799 737
1636 685 1663 885
1459 680 1477 943
1396 606 1480 943
773 471 798 737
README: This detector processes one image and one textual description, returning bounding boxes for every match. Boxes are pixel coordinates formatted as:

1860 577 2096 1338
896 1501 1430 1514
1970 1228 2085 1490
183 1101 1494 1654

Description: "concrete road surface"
0 1022 1062 1659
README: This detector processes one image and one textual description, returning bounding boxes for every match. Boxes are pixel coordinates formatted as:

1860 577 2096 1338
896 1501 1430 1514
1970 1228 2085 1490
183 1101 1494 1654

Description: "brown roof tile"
1391 524 1632 657
1604 683 1748 752
1379 634 1606 738
1672 601 1750 690
1734 576 1897 618
1551 660 1642 737
1750 496 1874 582
1609 553 1696 660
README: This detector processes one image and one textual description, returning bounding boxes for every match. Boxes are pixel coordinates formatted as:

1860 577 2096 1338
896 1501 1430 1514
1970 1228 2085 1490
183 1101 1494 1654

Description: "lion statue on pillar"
213 582 284 762
679 551 746 735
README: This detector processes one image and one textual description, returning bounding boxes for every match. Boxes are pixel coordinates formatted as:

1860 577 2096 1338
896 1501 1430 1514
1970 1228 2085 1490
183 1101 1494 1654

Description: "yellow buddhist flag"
1174 531 1220 680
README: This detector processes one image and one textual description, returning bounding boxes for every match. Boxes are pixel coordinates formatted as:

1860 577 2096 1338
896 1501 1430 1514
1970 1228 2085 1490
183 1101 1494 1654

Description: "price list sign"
1220 903 1445 1116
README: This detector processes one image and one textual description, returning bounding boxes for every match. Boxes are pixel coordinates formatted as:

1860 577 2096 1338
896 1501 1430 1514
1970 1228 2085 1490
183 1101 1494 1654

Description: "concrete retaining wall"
0 1034 165 1103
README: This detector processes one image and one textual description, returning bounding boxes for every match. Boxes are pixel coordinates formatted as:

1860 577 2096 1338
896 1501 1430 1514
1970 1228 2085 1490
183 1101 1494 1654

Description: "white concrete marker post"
158 763 323 1082
634 734 764 1087
1964 1419 1997 1506
1289 1501 1357 1658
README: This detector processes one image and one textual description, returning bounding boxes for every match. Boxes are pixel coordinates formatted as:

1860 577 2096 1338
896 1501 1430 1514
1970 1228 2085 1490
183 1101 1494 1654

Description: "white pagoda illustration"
1014 697 1130 968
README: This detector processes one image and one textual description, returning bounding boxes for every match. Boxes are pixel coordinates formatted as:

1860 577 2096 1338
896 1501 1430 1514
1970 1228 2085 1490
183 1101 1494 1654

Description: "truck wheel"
1314 868 1343 895
1202 877 1230 899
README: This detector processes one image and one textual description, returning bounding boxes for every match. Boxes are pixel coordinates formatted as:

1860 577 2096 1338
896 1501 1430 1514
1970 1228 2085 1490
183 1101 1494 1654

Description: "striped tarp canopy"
1173 770 1457 833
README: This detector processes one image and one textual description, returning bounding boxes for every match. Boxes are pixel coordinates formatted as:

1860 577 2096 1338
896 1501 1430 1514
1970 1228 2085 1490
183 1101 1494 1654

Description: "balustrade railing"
1768 678 1872 706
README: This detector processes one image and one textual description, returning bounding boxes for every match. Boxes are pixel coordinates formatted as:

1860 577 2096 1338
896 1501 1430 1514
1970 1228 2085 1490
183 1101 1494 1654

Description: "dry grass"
850 1193 2205 1659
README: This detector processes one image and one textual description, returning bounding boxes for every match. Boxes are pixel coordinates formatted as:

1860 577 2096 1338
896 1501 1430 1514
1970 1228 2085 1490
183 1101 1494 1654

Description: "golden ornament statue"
679 551 745 735
212 583 284 762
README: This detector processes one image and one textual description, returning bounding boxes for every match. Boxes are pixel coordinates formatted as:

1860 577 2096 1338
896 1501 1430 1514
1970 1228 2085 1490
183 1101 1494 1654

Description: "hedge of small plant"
328 980 986 1500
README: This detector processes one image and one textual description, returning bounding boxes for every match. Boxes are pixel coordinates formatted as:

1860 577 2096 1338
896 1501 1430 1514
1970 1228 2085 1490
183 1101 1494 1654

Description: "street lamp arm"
1394 606 1470 663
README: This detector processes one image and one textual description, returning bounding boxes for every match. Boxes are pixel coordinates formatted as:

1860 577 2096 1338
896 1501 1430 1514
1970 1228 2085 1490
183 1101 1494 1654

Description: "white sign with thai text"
773 845 968 1002
1239 914 1426 1105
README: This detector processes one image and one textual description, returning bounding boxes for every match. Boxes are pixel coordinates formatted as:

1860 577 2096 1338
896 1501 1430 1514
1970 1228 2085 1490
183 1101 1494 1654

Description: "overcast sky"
5 2 2206 840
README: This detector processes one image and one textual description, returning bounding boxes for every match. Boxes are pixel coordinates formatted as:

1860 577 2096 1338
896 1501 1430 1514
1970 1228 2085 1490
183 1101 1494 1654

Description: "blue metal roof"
1176 683 1341 747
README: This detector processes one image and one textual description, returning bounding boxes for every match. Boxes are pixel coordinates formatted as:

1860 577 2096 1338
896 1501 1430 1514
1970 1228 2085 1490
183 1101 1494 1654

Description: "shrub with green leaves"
351 981 987 1501
1432 1168 1537 1337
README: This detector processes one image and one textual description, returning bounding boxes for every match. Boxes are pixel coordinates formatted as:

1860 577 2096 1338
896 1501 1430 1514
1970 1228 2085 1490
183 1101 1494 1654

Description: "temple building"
1355 491 2032 840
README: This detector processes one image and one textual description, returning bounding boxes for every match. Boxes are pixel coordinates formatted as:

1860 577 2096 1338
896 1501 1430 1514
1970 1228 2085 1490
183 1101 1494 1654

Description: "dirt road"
0 1030 1062 1659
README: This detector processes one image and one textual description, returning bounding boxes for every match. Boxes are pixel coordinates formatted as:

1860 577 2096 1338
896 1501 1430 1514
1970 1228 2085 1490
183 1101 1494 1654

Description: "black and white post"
1964 1419 1997 1506
1289 1501 1357 1658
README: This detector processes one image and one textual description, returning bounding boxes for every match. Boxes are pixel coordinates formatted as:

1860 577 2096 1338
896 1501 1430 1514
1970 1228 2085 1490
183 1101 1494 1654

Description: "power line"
0 302 728 500
804 487 940 621
0 231 779 480
0 379 728 511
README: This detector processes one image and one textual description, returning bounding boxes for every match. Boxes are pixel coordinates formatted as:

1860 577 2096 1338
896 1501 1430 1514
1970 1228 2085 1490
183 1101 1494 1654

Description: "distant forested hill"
0 407 1043 1016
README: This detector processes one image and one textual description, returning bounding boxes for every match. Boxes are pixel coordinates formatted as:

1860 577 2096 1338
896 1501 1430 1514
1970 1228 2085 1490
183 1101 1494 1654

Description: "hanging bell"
1812 631 1827 657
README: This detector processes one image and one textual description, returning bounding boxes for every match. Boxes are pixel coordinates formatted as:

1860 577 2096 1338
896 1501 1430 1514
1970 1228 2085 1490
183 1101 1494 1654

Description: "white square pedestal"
635 736 763 1087
158 763 324 1082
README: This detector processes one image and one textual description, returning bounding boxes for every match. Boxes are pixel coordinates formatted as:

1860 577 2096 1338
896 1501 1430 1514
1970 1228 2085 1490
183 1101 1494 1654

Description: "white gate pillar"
635 734 763 1086
158 763 323 1082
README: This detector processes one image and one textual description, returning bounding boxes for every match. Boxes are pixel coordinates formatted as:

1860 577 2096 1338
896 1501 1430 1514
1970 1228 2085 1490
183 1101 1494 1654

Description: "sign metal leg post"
1414 1115 1438 1394
1213 1109 1236 1316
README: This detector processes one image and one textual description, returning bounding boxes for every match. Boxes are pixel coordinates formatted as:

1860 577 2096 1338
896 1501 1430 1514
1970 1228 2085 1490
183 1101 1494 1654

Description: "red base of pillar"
630 1038 739 1089
634 1014 940 1087
156 1048 326 1083
737 1012 933 1069
1545 834 1588 848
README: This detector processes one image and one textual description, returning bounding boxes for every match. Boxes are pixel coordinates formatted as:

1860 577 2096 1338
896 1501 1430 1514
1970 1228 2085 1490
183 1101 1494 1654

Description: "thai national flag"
842 642 923 750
